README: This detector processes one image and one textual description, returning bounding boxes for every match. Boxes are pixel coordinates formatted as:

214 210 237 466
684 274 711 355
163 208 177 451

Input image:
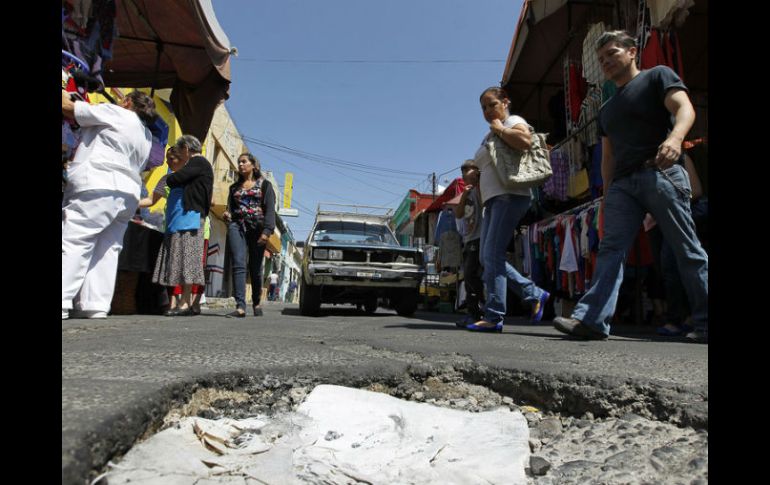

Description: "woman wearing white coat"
61 89 156 319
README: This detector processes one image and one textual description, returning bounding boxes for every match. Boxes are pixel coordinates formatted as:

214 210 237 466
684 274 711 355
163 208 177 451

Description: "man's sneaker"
553 317 608 340
69 310 108 319
531 291 550 323
685 330 708 344
62 309 69 320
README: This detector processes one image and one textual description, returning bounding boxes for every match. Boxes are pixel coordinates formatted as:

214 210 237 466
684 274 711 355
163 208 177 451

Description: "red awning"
103 0 233 141
425 178 465 213
446 192 463 206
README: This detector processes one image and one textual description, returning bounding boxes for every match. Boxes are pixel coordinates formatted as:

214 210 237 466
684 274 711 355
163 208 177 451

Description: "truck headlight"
328 249 343 260
314 249 328 259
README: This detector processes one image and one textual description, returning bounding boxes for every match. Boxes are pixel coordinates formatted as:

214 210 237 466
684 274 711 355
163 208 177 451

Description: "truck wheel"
364 297 378 314
394 288 419 316
300 279 321 316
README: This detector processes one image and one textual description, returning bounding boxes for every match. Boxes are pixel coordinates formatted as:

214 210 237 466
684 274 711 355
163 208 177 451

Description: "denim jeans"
572 165 708 335
480 194 546 324
227 222 266 309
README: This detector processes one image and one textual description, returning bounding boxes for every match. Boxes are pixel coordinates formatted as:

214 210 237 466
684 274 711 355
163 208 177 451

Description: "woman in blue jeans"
222 153 276 317
466 87 550 332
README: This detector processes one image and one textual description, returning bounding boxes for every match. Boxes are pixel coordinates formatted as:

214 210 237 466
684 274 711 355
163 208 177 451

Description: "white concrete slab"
104 385 529 484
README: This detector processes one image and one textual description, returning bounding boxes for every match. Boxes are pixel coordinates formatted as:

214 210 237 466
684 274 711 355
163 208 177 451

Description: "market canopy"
103 0 233 141
425 178 465 213
500 0 707 135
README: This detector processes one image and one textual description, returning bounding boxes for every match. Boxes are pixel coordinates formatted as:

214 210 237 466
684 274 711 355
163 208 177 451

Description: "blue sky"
212 0 524 240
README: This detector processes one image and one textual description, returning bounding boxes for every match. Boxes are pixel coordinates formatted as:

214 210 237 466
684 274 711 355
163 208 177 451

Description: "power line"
255 146 413 205
437 164 462 178
252 147 364 205
253 143 410 198
237 133 426 177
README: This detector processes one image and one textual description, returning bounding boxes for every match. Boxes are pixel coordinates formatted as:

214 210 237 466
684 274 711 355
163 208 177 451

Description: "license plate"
357 272 381 279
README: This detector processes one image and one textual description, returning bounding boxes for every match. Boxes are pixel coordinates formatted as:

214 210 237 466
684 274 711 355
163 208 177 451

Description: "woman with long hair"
223 153 276 317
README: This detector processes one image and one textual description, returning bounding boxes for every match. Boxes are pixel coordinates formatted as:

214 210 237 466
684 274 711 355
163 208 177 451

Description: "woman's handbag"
486 124 553 189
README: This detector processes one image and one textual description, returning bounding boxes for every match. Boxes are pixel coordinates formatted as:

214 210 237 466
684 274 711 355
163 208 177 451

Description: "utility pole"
432 172 436 200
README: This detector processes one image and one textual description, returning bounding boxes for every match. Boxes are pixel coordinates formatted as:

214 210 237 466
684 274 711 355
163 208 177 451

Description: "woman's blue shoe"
531 291 550 323
466 321 503 333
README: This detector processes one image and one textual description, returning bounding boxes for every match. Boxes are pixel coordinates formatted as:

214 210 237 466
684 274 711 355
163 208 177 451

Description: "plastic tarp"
104 0 233 140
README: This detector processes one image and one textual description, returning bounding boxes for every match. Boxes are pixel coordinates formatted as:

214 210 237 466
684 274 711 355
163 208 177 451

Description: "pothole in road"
93 369 707 485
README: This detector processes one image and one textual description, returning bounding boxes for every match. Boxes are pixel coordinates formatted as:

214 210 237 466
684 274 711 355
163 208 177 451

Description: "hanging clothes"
648 0 695 29
581 22 607 87
433 208 458 244
525 198 610 299
62 0 118 86
146 117 170 170
559 217 579 273
577 86 602 147
567 63 588 124
641 29 668 70
664 31 686 82
543 148 570 201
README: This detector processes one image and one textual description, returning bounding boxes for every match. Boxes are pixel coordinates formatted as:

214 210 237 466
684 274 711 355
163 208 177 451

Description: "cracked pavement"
62 302 707 484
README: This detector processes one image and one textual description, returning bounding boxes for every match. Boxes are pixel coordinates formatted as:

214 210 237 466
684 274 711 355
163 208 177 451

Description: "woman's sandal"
253 305 263 317
466 320 503 333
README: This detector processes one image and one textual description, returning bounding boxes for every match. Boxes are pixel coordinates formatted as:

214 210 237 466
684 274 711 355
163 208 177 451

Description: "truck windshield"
312 221 398 245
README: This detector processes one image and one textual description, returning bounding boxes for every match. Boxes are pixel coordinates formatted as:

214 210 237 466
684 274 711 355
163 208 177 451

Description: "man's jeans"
228 223 266 309
572 165 708 335
480 194 546 324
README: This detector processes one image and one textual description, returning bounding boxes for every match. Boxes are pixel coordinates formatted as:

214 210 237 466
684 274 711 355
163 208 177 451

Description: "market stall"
500 0 708 324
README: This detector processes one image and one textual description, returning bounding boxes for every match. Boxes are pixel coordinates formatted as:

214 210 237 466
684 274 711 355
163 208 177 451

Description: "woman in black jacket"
152 135 213 316
222 153 276 317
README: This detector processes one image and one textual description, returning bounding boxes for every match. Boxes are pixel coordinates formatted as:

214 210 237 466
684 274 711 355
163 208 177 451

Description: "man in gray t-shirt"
553 30 708 343
454 160 484 325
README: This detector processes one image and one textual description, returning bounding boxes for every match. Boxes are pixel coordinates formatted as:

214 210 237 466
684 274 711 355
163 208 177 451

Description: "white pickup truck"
300 204 425 316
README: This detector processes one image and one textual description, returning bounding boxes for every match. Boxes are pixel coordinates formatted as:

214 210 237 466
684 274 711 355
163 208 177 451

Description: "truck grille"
342 250 395 263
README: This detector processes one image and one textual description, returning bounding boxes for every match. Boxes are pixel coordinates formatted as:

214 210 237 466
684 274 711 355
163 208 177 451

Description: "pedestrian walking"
268 271 279 302
553 30 708 342
466 87 550 333
454 159 485 327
